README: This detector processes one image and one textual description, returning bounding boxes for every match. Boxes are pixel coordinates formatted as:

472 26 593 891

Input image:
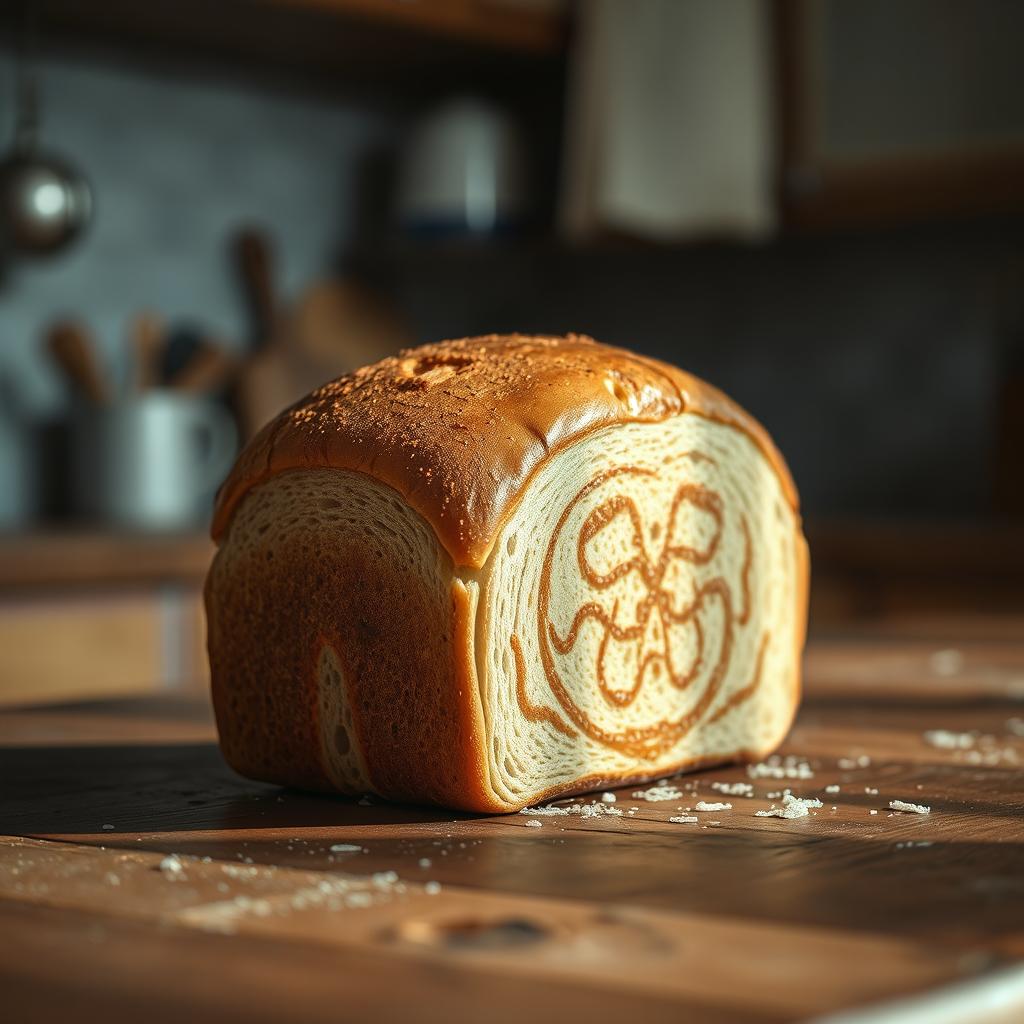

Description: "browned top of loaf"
213 334 798 567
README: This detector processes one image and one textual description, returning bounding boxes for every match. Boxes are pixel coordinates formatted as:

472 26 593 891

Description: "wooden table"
2 633 1024 1023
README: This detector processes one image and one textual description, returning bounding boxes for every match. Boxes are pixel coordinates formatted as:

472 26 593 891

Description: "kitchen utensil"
170 339 237 395
46 320 108 404
159 324 204 386
72 392 237 531
127 312 164 392
231 226 294 438
236 275 411 440
232 227 277 349
288 278 411 374
230 226 408 439
397 98 529 237
0 6 92 257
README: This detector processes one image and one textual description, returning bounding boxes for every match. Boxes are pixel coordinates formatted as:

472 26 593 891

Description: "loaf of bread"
206 334 808 812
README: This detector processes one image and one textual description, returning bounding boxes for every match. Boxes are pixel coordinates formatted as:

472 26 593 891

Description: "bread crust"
205 470 501 807
212 335 798 569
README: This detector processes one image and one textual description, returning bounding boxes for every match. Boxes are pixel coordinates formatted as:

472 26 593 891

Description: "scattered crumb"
424 881 441 895
864 787 879 795
746 756 814 780
895 841 934 849
924 729 976 750
159 854 184 876
521 801 622 818
669 815 699 824
869 810 878 815
105 873 120 886
101 824 114 831
825 785 840 794
524 820 542 828
755 794 823 819
919 727 1019 765
890 799 931 814
632 785 684 802
929 648 964 676
695 801 732 811
710 781 754 797
329 843 363 853
601 792 617 803
418 858 432 867
580 801 623 818
837 754 872 770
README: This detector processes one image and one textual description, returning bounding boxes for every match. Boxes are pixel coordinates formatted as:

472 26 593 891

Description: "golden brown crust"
212 334 798 568
205 537 333 794
205 471 493 807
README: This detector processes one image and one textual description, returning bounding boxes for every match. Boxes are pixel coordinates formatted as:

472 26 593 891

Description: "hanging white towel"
561 0 776 241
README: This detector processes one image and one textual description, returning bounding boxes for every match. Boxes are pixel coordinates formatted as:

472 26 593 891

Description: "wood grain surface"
2 632 1023 1023
0 532 213 591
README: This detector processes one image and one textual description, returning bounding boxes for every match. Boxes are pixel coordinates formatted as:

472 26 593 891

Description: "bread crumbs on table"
890 799 931 814
755 794 822 819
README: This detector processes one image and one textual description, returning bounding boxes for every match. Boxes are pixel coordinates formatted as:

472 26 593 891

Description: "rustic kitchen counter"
2 633 1023 1023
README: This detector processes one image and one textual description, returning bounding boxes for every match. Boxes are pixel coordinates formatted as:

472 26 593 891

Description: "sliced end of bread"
477 414 807 808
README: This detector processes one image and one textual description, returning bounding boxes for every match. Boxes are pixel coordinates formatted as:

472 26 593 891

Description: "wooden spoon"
127 311 164 392
46 320 107 404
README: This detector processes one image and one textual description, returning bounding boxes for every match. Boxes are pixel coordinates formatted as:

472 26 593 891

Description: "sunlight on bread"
206 334 808 812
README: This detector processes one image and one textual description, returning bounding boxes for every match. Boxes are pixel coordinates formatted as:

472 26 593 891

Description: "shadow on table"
0 742 464 835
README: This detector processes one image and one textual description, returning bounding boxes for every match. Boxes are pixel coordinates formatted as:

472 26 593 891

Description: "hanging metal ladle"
0 6 92 257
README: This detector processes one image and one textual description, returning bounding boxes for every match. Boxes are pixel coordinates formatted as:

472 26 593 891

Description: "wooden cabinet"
777 0 1024 228
3 0 567 98
0 589 207 705
0 533 212 706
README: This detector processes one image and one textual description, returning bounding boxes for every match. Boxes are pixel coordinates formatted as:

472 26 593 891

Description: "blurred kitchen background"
1 0 1022 706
